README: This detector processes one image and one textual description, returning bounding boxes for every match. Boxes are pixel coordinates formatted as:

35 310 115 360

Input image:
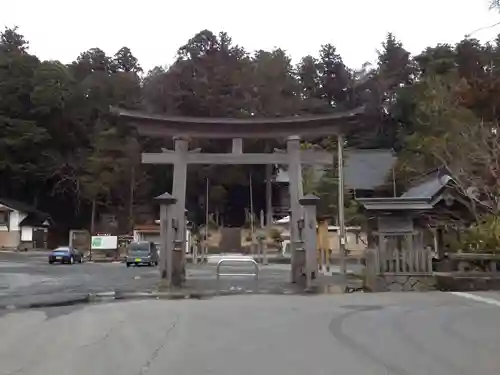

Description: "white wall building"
0 198 51 250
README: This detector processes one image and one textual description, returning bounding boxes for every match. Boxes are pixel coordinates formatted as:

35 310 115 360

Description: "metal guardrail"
216 258 259 291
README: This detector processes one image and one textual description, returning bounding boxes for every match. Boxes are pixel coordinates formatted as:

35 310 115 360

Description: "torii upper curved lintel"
110 106 366 139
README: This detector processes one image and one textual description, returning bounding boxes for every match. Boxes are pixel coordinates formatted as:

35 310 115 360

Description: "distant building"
133 224 161 245
272 149 397 218
0 198 52 250
133 222 192 253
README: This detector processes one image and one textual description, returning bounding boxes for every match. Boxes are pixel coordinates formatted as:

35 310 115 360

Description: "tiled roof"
274 149 396 190
344 149 396 190
0 198 51 227
401 169 452 199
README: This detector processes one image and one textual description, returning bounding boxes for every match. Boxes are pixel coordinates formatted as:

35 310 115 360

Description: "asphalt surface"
0 251 163 307
0 251 361 308
1 252 500 374
1 291 500 374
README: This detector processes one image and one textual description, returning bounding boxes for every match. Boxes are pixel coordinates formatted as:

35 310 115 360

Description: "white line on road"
450 292 500 307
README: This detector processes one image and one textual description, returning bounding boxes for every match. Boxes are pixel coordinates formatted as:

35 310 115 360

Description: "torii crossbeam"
142 149 332 165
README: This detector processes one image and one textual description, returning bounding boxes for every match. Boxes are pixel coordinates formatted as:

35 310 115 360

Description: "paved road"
1 291 499 374
0 252 359 307
0 252 161 306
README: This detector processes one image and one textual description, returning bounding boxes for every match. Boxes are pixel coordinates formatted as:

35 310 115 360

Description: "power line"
465 21 500 38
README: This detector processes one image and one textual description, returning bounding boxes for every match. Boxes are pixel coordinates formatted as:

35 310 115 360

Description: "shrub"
268 228 282 243
459 215 500 253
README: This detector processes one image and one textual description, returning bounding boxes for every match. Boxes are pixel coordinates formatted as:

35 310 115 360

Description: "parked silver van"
126 241 159 267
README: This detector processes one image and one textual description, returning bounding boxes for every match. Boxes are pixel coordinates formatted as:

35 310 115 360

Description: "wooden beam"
112 106 365 139
141 150 333 165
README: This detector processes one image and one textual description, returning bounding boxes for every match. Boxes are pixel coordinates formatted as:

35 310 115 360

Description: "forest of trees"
1 23 500 236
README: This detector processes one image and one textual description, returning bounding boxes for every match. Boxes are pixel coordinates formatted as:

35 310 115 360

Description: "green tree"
142 30 258 224
318 44 351 110
0 26 28 53
8 24 500 233
296 55 323 113
112 47 143 73
0 27 48 187
415 44 456 77
251 48 300 116
344 34 414 149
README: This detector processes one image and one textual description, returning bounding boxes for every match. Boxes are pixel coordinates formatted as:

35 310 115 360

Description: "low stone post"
181 208 188 282
172 218 184 287
201 241 207 264
293 220 306 285
300 194 320 289
262 239 268 265
364 248 378 291
318 219 329 272
256 231 267 265
154 192 177 284
192 236 198 265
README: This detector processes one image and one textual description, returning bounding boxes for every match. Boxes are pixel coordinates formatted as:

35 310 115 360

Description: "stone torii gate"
112 107 365 287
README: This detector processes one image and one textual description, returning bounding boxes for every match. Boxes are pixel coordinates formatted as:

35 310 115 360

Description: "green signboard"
91 236 118 250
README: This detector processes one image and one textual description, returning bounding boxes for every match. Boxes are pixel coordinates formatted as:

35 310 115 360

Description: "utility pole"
249 172 254 236
128 138 139 234
392 166 397 197
204 177 209 263
337 135 346 277
129 166 135 232
265 163 273 228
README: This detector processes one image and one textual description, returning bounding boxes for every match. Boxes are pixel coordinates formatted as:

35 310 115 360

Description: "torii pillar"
171 136 188 268
155 192 177 285
286 135 304 283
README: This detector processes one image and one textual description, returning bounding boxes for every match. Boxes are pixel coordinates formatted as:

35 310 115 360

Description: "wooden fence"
375 234 433 274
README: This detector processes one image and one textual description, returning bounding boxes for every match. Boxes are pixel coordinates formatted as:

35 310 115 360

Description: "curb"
1 294 91 311
0 291 211 310
91 291 216 300
0 282 367 311
0 286 367 311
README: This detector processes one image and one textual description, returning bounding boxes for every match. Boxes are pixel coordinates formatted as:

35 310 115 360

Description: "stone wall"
433 253 500 291
436 274 500 291
365 274 437 292
363 248 437 292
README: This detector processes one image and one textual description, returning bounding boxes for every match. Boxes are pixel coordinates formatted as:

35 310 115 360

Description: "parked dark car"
48 247 84 265
126 241 158 267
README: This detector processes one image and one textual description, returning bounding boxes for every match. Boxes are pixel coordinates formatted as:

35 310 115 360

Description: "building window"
0 212 8 225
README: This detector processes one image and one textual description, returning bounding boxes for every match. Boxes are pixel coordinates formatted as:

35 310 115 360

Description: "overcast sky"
1 0 499 72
